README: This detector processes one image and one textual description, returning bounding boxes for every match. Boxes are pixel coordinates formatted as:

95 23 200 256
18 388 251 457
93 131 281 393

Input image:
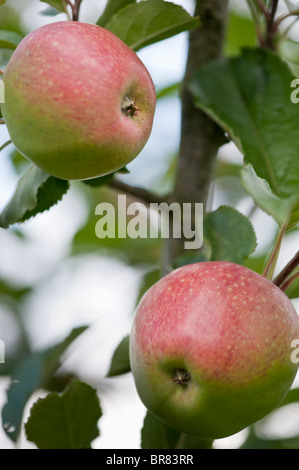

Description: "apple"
1 21 156 180
130 261 299 439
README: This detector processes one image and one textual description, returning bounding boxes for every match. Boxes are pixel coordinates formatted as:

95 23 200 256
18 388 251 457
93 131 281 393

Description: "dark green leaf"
0 165 70 228
141 411 182 449
0 1 6 6
141 411 212 449
105 0 200 51
106 335 131 377
25 380 102 449
241 164 299 229
189 48 299 198
0 30 23 48
82 173 115 188
204 206 257 264
40 0 67 13
1 326 87 442
97 0 136 27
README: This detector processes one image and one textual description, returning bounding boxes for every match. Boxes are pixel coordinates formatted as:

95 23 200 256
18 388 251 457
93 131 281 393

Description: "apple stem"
173 368 191 386
121 96 139 117
273 250 299 290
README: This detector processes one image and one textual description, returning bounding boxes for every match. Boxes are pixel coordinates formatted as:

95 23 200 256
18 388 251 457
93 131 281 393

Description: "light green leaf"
106 335 131 377
105 0 200 51
0 30 23 49
0 165 70 228
25 380 102 449
40 0 67 13
2 327 87 442
241 164 299 229
40 6 64 16
225 11 257 57
279 38 299 76
204 206 257 264
189 48 299 198
97 0 136 27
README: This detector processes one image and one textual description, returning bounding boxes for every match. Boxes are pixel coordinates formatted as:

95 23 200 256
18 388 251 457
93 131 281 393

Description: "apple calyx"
173 368 191 386
121 95 139 117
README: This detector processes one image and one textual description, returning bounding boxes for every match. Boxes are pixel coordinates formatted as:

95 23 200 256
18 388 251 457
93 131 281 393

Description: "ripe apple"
1 21 156 180
130 261 299 439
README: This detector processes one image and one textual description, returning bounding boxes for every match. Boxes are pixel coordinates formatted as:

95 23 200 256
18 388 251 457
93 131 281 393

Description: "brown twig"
0 118 5 125
274 9 299 28
254 0 271 19
265 0 279 49
273 250 299 288
109 179 167 206
0 139 12 152
72 0 83 21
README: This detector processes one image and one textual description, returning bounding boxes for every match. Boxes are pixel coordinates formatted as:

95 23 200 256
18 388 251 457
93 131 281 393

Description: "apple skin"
1 21 156 180
130 261 299 439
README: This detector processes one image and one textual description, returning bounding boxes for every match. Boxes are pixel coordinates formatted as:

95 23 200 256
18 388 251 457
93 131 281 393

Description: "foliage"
0 0 298 450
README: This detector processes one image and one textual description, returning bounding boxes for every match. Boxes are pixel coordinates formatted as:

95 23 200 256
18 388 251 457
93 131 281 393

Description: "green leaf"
241 164 299 229
225 11 257 57
40 0 67 13
204 206 257 264
2 326 87 442
97 0 136 27
40 6 64 16
156 81 181 100
106 335 131 377
0 30 23 49
189 48 299 198
105 0 200 51
0 1 6 6
0 48 14 69
25 380 102 449
279 38 299 76
141 411 212 449
0 165 70 228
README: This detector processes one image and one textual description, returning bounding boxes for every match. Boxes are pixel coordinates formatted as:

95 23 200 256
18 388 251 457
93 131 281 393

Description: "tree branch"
166 0 229 263
109 179 167 206
273 250 299 288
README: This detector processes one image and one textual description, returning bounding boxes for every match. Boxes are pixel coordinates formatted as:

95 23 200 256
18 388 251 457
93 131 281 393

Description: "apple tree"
0 0 299 450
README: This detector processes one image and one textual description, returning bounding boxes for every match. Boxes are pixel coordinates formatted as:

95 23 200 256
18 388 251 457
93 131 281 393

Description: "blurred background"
0 0 299 449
